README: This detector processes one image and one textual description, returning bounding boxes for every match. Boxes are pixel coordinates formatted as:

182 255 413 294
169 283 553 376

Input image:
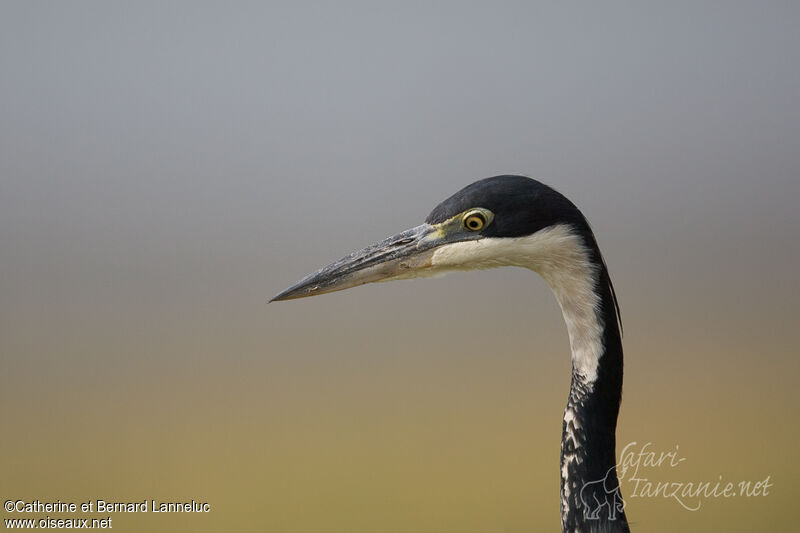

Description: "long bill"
270 223 461 302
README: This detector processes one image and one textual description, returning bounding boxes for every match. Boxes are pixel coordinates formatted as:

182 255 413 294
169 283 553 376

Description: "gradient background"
2 2 799 532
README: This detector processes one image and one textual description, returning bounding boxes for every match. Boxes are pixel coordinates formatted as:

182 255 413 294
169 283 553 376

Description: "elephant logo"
579 466 626 521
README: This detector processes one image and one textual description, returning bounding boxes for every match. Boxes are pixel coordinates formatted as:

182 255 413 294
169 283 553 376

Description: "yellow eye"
463 211 486 231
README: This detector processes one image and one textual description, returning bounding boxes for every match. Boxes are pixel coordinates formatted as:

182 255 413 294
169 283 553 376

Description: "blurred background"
2 1 798 531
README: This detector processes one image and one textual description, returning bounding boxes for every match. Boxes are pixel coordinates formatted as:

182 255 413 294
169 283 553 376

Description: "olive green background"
2 2 798 531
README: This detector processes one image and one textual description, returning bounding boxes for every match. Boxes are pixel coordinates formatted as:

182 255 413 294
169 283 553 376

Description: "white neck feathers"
430 224 605 383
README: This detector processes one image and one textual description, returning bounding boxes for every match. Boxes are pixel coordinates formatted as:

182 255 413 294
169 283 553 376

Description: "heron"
272 175 630 533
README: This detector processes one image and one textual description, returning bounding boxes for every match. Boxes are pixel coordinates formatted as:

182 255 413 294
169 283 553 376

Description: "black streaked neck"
560 273 627 533
534 227 628 533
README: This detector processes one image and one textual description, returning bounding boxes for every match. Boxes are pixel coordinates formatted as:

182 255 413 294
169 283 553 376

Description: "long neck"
429 223 630 531
532 227 629 533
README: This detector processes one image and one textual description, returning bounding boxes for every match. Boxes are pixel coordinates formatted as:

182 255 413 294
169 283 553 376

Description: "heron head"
271 175 593 302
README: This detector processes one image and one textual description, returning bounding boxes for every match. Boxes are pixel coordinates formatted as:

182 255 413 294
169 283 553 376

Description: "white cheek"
430 239 514 270
430 226 604 384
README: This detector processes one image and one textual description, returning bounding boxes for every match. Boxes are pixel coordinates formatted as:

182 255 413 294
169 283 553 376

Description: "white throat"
430 224 605 383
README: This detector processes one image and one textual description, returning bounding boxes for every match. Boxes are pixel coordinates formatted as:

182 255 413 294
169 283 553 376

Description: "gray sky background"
3 1 798 363
1 2 799 531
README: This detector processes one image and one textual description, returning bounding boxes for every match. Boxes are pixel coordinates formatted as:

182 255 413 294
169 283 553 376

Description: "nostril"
393 238 414 246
